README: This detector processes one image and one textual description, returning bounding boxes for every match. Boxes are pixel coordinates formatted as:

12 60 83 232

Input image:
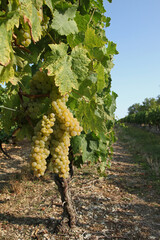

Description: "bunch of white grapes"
19 28 31 47
25 100 41 119
47 97 83 178
30 71 52 95
52 97 83 137
30 72 83 178
49 121 71 178
30 113 55 177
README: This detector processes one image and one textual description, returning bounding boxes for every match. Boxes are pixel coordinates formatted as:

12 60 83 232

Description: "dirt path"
0 139 160 240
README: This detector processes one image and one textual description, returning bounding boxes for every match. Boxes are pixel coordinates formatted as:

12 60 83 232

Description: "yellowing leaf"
0 23 12 66
44 43 78 94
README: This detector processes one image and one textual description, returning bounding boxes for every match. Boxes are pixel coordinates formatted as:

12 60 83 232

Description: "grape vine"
0 0 118 230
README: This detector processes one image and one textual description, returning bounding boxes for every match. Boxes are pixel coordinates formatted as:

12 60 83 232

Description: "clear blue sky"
104 0 160 119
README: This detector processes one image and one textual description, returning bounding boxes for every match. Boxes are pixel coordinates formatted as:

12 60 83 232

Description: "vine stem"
19 91 50 99
88 7 96 26
47 32 56 44
0 106 16 111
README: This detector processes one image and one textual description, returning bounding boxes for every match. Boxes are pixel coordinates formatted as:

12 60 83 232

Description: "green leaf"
44 43 78 94
84 27 106 49
71 46 90 81
0 64 15 84
76 99 106 135
0 23 12 66
51 6 78 36
6 11 20 31
20 0 42 42
91 0 106 13
32 0 43 10
95 62 105 93
102 16 111 28
44 0 54 13
75 12 90 32
67 32 85 49
107 41 119 55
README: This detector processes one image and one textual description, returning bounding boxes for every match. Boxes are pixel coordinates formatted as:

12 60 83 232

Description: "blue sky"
104 0 160 119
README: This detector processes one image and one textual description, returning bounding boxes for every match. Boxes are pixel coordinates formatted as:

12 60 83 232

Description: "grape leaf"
44 0 54 13
71 46 90 81
32 0 43 10
75 12 90 32
44 43 78 94
107 41 119 55
51 6 78 36
76 99 106 135
54 56 78 94
20 0 42 42
67 32 85 49
0 23 12 66
95 62 105 93
0 64 15 84
84 27 106 49
6 11 20 31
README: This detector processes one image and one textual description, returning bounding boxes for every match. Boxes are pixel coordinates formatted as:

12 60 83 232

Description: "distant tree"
128 103 141 115
141 97 157 111
156 95 160 105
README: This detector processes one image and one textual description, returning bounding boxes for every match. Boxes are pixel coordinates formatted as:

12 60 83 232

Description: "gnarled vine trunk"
54 174 76 232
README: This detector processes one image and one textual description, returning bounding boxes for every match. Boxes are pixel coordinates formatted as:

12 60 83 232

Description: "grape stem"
47 32 56 44
88 7 96 26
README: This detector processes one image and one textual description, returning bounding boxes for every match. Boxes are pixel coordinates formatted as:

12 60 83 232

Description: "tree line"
120 96 160 130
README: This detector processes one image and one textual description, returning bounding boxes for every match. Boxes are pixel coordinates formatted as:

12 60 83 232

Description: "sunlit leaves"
0 23 12 66
76 99 106 135
0 0 118 171
71 46 90 81
44 43 78 94
51 6 78 36
84 27 106 49
19 0 42 42
95 62 105 93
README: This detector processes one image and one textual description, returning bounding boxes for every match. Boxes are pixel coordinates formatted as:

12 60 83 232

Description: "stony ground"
0 138 160 240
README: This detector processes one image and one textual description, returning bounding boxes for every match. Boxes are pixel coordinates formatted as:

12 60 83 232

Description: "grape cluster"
52 97 83 137
29 72 83 178
25 100 41 119
30 71 52 95
47 97 83 178
50 122 71 178
30 113 55 177
19 28 31 47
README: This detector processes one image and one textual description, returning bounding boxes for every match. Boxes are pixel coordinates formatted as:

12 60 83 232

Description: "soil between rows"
0 139 160 240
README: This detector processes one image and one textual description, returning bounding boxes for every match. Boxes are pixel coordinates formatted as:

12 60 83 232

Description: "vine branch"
19 91 50 99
